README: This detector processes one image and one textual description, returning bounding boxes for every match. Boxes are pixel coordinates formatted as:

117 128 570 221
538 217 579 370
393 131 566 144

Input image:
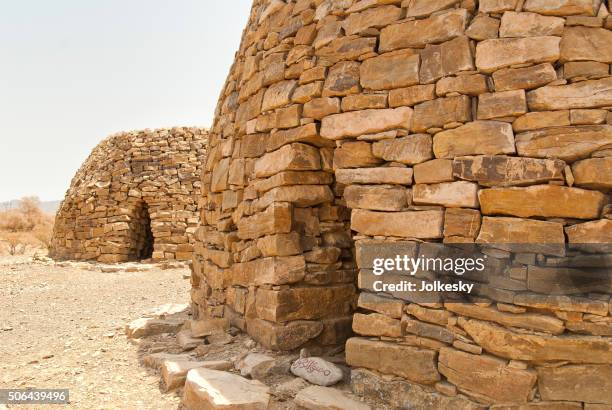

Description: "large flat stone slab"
475 36 560 73
527 78 612 111
294 385 371 410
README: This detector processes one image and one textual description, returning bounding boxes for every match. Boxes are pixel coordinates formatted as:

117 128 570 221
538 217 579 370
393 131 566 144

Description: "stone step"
161 360 232 391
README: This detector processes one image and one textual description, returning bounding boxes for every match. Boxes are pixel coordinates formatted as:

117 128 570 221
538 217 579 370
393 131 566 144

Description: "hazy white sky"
0 0 251 202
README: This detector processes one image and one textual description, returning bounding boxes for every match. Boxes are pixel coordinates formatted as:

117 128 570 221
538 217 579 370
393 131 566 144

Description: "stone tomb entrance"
50 127 208 263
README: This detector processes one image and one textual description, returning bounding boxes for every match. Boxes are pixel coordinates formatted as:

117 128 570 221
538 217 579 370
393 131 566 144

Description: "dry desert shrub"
0 197 54 254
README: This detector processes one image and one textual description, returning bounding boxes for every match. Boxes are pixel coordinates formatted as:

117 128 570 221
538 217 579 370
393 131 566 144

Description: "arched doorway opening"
130 201 154 260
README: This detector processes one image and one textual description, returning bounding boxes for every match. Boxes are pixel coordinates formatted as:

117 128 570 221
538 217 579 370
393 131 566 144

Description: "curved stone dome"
51 127 207 263
191 0 611 407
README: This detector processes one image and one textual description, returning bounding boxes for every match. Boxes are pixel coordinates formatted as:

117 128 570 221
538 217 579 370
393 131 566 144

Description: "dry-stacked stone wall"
51 127 207 263
193 0 611 407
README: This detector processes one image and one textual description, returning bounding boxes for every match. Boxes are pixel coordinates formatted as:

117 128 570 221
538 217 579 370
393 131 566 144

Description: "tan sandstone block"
405 0 463 18
372 135 433 165
461 318 612 363
444 208 481 239
523 0 597 16
246 318 324 351
512 110 570 132
438 347 537 403
322 61 361 97
333 141 383 168
570 109 608 125
232 256 306 286
479 0 519 13
476 216 564 255
436 74 489 97
527 78 612 111
379 9 468 51
493 63 557 92
357 292 404 319
303 97 340 119
515 125 612 162
254 143 321 178
353 312 402 337
316 35 377 64
257 232 302 257
343 4 402 35
466 15 500 41
321 107 413 140
572 157 612 189
413 181 479 208
452 155 565 186
351 209 444 238
389 84 436 107
336 167 413 185
344 184 408 211
475 36 561 73
479 185 605 219
341 94 387 111
237 203 292 240
477 90 527 120
419 36 475 84
564 61 610 79
537 365 612 404
433 121 516 158
560 26 612 63
360 51 420 90
412 95 472 132
499 12 565 37
346 337 441 384
566 219 612 244
414 159 454 184
262 80 297 112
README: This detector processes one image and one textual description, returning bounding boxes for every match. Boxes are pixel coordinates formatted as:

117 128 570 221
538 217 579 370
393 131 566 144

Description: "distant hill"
0 199 61 214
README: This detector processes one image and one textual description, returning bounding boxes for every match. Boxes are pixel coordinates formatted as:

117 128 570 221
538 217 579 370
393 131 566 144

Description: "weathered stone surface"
379 9 468 51
254 170 333 193
323 61 361 97
437 74 489 97
564 61 610 79
257 233 302 257
493 63 557 92
353 312 402 337
294 386 371 410
336 167 413 185
360 51 419 90
351 209 444 238
247 319 324 351
570 109 609 125
477 217 566 256
237 203 292 240
414 159 454 184
333 141 382 169
524 0 597 16
182 368 270 410
479 0 519 12
255 285 355 322
232 256 305 287
453 155 565 186
405 0 462 18
262 80 297 112
433 121 516 158
500 12 565 37
572 157 612 189
255 185 334 210
560 26 612 63
461 318 612 363
126 317 183 339
402 317 454 343
438 347 537 403
444 208 481 239
357 292 404 319
419 36 475 84
342 94 387 112
475 36 561 73
490 402 581 410
321 107 413 140
343 5 402 36
344 185 408 211
303 97 341 119
515 125 612 162
479 185 605 219
513 110 570 132
445 303 564 334
527 78 612 110
162 360 232 391
412 95 472 132
372 135 433 165
527 264 611 295
513 293 608 316
413 181 479 208
537 365 612 404
291 357 344 386
346 338 440 384
389 84 436 107
254 143 321 178
351 368 484 410
566 219 612 245
466 15 500 40
478 90 527 120
236 353 275 378
316 35 377 64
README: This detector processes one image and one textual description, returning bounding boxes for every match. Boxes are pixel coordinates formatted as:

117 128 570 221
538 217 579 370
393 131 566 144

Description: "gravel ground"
0 256 190 409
